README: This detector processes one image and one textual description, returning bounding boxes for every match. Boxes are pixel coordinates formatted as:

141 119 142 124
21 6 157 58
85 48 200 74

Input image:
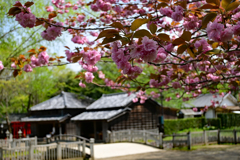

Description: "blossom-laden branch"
3 0 240 103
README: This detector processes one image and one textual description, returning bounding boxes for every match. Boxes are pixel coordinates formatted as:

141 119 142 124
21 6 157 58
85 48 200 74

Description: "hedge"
164 117 221 135
217 113 240 128
164 118 204 135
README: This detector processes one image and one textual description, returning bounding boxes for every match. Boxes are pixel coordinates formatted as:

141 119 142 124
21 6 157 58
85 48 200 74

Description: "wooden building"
21 91 93 137
71 92 177 142
183 93 240 119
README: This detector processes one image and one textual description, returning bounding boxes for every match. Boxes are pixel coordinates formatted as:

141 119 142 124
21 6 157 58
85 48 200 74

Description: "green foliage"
164 118 222 135
204 118 221 129
164 118 204 135
217 113 240 128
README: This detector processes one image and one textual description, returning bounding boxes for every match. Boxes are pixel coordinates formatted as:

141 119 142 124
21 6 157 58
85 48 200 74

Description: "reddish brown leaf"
38 46 47 52
84 47 90 52
28 49 36 53
19 55 25 59
13 2 22 7
72 56 82 63
10 58 16 62
49 57 55 61
13 69 20 77
172 38 185 45
200 4 219 9
157 33 170 42
64 46 70 49
35 18 44 26
181 30 191 42
48 11 57 19
110 22 124 30
96 29 119 40
24 2 34 7
7 7 21 16
29 53 35 57
59 56 65 59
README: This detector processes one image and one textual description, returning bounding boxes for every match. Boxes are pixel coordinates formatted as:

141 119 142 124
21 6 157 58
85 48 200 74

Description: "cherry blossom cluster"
14 2 36 28
6 0 240 108
41 22 63 41
23 51 49 72
0 61 4 71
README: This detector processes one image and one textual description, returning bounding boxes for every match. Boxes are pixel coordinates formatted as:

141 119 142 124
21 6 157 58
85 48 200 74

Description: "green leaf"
96 29 119 40
201 12 217 29
131 19 149 31
221 0 232 9
177 44 188 54
133 29 152 38
110 22 124 30
181 30 191 42
225 2 240 12
149 23 157 34
158 33 170 42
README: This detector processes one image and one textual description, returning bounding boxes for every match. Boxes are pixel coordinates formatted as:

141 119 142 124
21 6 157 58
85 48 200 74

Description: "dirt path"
98 145 240 160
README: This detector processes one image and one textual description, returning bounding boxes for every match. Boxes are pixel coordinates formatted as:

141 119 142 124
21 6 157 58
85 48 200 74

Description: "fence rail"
109 129 240 149
0 135 95 160
0 137 37 148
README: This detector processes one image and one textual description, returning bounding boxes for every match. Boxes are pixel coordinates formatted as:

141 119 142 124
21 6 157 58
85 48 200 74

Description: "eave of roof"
71 108 131 121
21 114 71 123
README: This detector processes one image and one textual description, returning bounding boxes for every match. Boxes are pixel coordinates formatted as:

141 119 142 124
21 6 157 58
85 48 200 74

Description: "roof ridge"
102 92 133 97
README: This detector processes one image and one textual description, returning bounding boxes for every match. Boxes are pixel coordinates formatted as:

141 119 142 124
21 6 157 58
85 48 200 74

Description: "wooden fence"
0 137 37 148
109 129 191 149
109 129 240 149
0 135 95 160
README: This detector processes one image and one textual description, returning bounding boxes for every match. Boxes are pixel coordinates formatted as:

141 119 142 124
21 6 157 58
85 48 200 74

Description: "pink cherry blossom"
206 22 224 42
221 28 233 42
129 44 143 58
194 39 210 51
46 6 54 12
98 71 105 79
192 107 198 112
16 12 36 28
171 12 183 22
85 72 94 83
71 35 87 44
142 36 158 51
11 63 16 68
0 61 4 71
83 50 101 66
38 51 49 65
91 4 99 11
77 15 85 23
23 64 33 72
132 98 138 103
172 82 181 89
79 81 86 88
160 7 173 17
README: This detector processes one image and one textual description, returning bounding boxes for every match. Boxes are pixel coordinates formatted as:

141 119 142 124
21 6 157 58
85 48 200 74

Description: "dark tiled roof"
30 91 93 111
21 114 70 122
71 108 131 121
0 114 27 124
184 93 238 108
86 92 136 110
